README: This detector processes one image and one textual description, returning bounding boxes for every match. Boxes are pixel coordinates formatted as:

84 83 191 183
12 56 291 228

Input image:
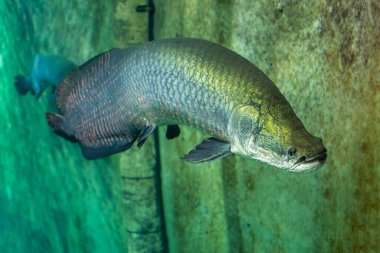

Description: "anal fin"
80 137 136 160
183 138 232 163
137 125 156 148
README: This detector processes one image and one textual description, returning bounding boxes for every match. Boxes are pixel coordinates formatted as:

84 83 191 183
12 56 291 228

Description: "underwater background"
0 0 379 252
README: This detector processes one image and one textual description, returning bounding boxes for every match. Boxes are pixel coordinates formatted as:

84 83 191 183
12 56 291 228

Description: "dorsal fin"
56 48 123 113
56 67 80 113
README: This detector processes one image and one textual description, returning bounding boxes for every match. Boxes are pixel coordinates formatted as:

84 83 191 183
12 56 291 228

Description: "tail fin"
46 112 77 142
14 75 31 95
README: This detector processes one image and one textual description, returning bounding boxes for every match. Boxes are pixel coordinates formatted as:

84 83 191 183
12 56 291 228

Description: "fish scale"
46 38 326 171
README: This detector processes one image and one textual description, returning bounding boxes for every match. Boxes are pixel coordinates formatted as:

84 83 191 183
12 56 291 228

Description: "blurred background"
0 0 379 252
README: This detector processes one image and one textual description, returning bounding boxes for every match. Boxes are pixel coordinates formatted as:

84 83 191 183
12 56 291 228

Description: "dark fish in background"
15 55 76 98
46 38 327 172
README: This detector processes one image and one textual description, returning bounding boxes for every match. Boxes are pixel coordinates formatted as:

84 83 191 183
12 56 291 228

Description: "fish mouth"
292 148 327 172
295 149 327 165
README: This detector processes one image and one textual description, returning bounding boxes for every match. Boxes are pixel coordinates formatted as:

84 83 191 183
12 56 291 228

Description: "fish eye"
287 147 297 157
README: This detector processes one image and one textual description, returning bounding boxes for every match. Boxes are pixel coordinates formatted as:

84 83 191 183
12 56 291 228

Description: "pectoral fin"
183 138 232 163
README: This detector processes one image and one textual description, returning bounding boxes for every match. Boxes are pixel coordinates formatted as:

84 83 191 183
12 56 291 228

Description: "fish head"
228 104 327 172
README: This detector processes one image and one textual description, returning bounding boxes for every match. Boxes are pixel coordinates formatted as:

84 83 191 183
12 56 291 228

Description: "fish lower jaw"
232 143 306 171
230 143 281 166
290 160 325 173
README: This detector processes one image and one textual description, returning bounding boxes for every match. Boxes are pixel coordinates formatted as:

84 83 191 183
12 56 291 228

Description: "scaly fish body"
46 38 327 172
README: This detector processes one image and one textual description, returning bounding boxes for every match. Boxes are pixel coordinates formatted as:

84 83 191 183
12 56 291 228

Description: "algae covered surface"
156 1 380 252
1 0 379 253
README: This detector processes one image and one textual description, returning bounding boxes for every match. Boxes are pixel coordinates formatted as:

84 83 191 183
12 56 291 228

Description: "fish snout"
295 148 327 166
307 148 327 163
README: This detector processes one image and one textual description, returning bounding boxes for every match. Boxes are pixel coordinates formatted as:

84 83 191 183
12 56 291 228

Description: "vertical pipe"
119 146 166 253
145 1 169 251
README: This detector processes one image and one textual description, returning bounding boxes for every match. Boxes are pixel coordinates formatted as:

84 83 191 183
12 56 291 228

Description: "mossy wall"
155 1 380 252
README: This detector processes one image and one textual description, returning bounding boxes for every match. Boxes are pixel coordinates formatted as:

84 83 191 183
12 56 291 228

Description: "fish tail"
14 75 31 95
46 112 77 143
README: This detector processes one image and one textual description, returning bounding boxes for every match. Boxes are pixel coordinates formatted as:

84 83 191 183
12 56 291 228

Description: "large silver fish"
46 38 327 172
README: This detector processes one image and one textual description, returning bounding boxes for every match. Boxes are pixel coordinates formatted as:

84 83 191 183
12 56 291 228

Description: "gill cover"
228 105 261 157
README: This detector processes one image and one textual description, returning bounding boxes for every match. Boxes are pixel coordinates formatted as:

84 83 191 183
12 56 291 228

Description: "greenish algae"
155 0 380 252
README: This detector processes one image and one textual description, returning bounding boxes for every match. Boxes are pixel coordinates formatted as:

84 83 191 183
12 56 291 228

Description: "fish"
15 55 76 98
46 38 327 172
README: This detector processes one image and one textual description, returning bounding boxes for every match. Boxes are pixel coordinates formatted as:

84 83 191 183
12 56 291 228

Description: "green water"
0 1 128 252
